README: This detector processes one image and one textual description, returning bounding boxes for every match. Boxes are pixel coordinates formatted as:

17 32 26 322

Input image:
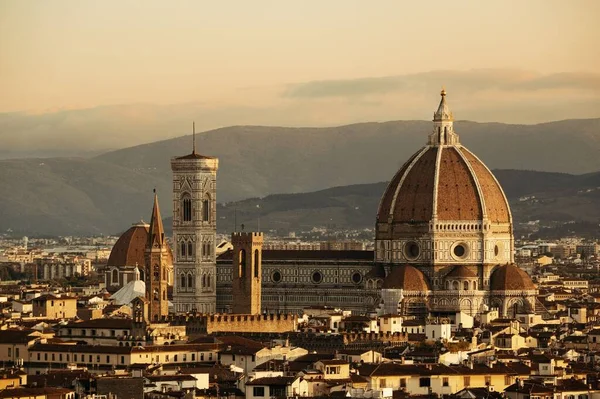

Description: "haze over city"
1 1 599 156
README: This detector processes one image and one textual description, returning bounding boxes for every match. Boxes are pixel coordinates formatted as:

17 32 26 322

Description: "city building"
32 294 77 319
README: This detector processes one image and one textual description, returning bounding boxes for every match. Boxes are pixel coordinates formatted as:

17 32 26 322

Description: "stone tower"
145 193 170 320
231 232 263 314
171 130 219 313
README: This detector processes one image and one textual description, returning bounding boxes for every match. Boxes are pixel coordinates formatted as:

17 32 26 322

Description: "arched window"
254 249 260 278
181 242 186 257
463 281 469 291
153 265 159 281
207 275 211 287
181 274 186 289
153 288 159 300
188 242 193 258
188 273 193 289
473 281 477 290
452 281 459 290
239 249 246 278
111 269 119 285
202 274 206 288
182 194 192 222
445 280 450 290
202 195 210 222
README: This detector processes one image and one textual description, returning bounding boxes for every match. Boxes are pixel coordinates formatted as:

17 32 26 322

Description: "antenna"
192 121 196 154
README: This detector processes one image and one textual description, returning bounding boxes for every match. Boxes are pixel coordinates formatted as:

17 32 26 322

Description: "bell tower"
145 192 169 321
171 124 219 313
231 232 263 314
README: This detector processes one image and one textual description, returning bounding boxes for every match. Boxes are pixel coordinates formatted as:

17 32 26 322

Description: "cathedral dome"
107 221 174 267
489 264 535 291
382 265 430 291
376 90 511 228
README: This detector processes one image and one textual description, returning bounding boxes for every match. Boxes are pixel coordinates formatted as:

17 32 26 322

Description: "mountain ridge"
1 118 599 236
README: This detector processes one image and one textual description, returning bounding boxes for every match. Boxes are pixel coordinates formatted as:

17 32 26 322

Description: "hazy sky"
1 1 599 154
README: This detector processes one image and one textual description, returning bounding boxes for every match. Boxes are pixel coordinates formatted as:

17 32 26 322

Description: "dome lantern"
429 89 459 146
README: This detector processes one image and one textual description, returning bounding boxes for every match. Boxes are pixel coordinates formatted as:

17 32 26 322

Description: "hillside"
0 118 599 235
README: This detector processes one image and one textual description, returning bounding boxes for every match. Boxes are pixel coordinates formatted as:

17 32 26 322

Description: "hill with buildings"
0 118 599 236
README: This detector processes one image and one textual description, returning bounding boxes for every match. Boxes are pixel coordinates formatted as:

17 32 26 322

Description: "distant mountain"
1 118 599 236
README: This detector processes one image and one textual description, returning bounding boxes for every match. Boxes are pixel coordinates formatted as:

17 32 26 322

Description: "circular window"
271 271 282 283
404 241 420 260
452 243 468 259
311 271 323 284
351 272 362 284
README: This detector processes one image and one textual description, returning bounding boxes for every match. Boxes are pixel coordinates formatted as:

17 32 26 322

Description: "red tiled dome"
376 91 511 234
376 146 510 226
382 265 430 291
107 222 173 267
490 264 535 291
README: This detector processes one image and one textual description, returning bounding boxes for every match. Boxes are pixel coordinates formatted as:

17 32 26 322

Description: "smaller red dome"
108 222 173 267
382 265 430 291
490 264 535 291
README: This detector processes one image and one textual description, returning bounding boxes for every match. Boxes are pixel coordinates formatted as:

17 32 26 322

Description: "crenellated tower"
231 232 263 314
145 192 170 320
171 125 219 313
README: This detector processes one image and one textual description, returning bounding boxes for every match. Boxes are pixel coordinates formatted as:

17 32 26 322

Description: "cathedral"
105 90 537 320
374 89 536 318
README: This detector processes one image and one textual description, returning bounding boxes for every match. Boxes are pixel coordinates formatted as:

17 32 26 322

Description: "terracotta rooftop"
382 265 430 291
490 264 536 291
108 222 173 267
376 94 511 230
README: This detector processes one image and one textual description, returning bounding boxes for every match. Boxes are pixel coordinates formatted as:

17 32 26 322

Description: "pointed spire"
148 189 165 248
434 87 453 121
192 121 196 155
